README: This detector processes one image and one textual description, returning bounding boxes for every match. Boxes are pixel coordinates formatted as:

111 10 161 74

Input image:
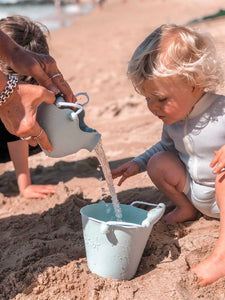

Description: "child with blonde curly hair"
112 24 225 285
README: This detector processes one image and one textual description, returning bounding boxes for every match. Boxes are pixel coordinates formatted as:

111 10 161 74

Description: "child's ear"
192 85 203 96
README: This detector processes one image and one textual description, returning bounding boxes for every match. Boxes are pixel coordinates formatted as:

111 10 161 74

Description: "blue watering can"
37 93 101 157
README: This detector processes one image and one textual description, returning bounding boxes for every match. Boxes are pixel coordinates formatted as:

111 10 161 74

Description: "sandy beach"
1 0 225 299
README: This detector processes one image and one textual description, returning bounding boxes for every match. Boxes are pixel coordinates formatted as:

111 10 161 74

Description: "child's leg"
8 140 56 199
191 171 225 286
147 151 198 223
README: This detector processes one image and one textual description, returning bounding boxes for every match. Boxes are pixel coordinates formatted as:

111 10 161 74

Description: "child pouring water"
112 24 225 286
0 15 56 199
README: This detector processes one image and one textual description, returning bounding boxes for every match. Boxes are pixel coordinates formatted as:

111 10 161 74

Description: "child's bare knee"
147 151 178 178
147 151 168 176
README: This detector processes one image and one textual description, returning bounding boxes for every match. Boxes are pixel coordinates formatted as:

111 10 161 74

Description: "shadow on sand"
0 183 187 299
0 156 133 197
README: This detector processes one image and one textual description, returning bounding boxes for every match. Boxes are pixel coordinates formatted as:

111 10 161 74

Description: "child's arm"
111 161 140 186
111 140 170 186
8 139 31 191
112 127 177 186
7 140 56 199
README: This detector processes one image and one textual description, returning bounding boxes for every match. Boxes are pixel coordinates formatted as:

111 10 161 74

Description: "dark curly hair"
0 15 49 84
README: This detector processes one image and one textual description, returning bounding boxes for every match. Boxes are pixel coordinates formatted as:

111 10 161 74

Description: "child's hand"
21 184 56 199
111 161 140 186
210 145 225 174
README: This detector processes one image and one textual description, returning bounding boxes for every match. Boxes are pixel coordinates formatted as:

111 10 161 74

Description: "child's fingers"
22 184 57 199
210 150 225 173
111 166 127 178
117 170 132 186
32 185 57 193
210 151 219 167
23 191 47 199
118 175 127 186
210 158 217 168
111 172 121 179
212 162 225 174
111 169 120 178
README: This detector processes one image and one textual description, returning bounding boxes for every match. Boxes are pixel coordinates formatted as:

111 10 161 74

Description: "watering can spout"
37 93 101 158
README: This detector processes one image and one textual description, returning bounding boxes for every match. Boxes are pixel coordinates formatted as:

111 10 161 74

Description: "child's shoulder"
210 93 225 115
209 92 225 104
214 92 225 99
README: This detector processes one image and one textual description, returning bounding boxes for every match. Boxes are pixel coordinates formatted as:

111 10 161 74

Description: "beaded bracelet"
0 74 19 106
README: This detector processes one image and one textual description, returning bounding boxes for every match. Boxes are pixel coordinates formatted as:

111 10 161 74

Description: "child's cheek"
146 102 152 112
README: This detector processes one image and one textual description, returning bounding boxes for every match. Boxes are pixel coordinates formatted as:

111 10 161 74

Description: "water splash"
94 139 122 220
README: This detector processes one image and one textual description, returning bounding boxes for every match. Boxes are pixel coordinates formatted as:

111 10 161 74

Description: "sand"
1 0 225 299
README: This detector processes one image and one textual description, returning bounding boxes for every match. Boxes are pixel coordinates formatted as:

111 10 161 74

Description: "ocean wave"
0 1 93 30
0 0 48 4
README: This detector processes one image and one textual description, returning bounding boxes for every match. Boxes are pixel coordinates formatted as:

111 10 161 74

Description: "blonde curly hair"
128 24 223 93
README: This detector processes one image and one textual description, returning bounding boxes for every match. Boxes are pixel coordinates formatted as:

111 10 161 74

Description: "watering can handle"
55 92 90 113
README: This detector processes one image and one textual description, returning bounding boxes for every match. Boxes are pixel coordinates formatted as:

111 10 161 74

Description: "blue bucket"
80 201 165 280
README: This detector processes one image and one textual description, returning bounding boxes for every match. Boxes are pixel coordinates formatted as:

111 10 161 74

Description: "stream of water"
94 139 122 220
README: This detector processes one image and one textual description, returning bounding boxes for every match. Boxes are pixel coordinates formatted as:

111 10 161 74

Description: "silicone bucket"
80 200 165 280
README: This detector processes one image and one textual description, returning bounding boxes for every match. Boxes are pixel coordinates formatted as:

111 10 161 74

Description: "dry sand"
1 0 225 299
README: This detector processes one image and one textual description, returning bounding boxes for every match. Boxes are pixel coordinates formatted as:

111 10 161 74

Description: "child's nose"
148 100 160 111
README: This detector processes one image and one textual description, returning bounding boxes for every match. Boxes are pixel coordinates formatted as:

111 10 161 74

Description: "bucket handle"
100 202 165 234
130 201 166 227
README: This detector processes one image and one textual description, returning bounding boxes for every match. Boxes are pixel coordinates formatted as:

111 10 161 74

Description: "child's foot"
162 206 198 224
191 253 225 286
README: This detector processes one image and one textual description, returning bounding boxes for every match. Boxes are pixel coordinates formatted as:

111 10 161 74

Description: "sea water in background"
94 139 122 220
0 0 93 30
